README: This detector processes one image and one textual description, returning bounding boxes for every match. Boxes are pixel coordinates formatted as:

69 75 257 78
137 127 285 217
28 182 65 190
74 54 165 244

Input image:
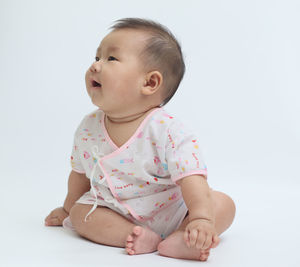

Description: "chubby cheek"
85 71 92 95
85 70 91 86
119 72 142 92
111 81 137 102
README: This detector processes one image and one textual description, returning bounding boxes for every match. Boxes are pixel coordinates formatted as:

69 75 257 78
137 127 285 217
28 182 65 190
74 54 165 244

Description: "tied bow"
84 145 106 221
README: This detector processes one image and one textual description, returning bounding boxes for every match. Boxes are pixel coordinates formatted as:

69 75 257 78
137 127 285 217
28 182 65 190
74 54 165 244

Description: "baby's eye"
108 56 117 61
95 56 100 62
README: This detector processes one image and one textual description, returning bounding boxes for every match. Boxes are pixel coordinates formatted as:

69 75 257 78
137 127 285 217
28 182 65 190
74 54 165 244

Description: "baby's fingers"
184 229 190 247
44 213 53 225
45 216 62 226
189 229 199 248
211 234 220 248
195 231 206 249
202 233 212 250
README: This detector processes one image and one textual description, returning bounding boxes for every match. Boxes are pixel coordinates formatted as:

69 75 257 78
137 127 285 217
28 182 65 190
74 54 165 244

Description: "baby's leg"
69 204 161 254
157 191 236 261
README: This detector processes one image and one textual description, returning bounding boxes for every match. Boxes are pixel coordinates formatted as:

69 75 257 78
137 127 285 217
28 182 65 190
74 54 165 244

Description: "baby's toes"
126 242 134 248
126 234 134 242
199 249 210 261
126 247 135 255
125 234 135 255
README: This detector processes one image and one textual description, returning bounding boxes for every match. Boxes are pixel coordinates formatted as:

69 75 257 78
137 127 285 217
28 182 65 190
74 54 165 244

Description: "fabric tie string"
84 145 106 222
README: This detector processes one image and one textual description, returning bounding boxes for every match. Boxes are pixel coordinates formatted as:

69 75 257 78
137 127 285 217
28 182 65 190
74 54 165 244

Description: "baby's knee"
212 191 236 218
224 193 236 217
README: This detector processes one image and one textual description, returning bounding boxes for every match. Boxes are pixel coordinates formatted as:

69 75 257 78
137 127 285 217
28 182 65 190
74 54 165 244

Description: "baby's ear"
141 71 163 95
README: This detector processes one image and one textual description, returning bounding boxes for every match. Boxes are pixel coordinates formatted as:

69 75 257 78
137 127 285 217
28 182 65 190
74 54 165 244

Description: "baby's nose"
90 61 101 72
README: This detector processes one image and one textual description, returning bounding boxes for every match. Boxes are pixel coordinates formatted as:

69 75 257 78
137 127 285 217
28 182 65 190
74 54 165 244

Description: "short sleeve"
166 121 207 184
70 137 85 174
70 117 87 174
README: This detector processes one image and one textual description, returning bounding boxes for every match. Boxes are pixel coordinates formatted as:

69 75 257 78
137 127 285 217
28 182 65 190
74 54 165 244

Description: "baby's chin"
91 101 101 109
89 95 101 107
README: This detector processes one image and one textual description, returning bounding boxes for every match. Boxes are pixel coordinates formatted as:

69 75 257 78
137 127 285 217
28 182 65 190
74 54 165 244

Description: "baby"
45 18 236 261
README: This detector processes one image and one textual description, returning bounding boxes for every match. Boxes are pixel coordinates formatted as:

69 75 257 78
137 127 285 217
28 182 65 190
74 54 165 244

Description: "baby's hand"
44 207 69 226
184 218 220 250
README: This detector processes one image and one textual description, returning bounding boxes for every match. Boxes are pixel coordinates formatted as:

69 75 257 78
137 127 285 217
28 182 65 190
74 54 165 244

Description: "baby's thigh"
69 203 92 225
69 204 106 226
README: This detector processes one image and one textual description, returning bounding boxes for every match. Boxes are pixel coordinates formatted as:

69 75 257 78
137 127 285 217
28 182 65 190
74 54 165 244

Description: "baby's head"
85 18 185 117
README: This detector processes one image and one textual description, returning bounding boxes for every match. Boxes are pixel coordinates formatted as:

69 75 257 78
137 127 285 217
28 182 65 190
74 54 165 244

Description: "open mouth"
92 80 102 88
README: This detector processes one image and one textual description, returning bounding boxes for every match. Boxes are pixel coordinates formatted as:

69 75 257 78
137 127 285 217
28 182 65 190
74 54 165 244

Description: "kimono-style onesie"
68 107 207 238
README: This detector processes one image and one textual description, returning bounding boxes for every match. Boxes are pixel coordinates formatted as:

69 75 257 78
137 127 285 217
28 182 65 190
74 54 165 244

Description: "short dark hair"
110 18 185 106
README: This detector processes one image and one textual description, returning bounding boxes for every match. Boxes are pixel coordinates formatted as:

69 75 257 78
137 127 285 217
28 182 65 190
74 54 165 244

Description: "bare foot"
157 230 212 261
125 226 162 255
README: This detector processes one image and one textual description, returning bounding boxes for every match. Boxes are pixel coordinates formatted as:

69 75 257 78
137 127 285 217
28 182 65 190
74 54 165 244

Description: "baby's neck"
105 108 157 124
103 106 160 148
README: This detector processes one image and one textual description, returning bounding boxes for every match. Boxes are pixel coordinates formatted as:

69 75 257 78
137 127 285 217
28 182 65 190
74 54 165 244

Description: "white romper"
69 107 207 239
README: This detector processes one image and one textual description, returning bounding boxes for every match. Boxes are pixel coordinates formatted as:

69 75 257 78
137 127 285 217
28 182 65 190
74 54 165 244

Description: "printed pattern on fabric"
70 108 207 223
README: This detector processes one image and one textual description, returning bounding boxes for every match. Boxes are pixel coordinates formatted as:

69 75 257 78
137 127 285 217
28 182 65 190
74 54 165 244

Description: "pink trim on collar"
100 108 161 154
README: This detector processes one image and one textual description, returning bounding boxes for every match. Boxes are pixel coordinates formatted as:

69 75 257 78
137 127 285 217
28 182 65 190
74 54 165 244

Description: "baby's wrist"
189 217 213 224
62 206 70 214
188 209 213 222
188 210 214 224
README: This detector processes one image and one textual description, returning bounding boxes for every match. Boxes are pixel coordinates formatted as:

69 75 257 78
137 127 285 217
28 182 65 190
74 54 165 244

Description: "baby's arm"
63 170 91 213
45 170 90 226
177 175 219 250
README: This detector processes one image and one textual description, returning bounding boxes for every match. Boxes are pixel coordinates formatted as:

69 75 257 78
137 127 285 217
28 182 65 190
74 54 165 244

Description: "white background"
0 0 299 266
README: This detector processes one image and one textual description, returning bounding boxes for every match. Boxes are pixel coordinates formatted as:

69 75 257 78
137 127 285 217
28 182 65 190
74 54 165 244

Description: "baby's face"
85 29 149 116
